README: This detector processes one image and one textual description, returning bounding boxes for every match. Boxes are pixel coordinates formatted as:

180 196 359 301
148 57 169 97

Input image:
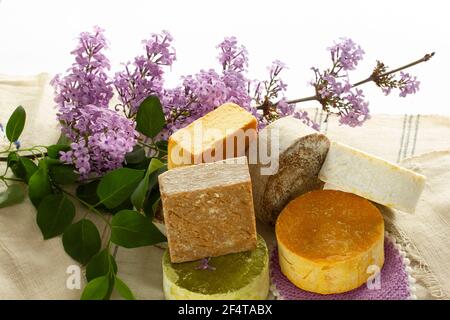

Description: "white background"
0 0 448 114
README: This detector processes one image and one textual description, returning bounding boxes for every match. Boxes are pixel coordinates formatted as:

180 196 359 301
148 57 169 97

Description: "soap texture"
249 116 330 225
158 157 257 263
319 141 426 213
275 189 385 295
168 103 257 169
162 235 269 300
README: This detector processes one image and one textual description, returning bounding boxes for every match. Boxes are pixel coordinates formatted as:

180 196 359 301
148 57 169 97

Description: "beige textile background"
0 73 449 299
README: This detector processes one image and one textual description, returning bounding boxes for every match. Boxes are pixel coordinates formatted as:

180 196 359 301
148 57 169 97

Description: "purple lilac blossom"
328 38 365 71
398 72 420 97
59 105 137 179
51 26 113 112
195 257 216 271
307 39 370 127
51 27 138 178
113 30 176 117
255 61 319 130
160 37 257 136
339 89 370 127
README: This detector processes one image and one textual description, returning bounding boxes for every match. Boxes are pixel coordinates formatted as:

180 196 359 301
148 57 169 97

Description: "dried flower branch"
258 46 434 127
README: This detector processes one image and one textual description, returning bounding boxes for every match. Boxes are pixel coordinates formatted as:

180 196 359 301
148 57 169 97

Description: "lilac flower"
293 110 320 131
328 38 365 71
339 89 370 127
252 60 319 130
217 36 248 72
277 98 293 116
196 257 216 271
51 26 113 111
322 73 351 96
309 39 371 127
371 61 421 98
382 87 392 96
114 30 176 117
398 72 420 97
161 37 255 135
268 60 286 77
59 105 138 179
52 27 139 178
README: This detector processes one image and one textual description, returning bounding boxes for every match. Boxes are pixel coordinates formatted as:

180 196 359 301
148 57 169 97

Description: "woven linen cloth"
1 73 450 299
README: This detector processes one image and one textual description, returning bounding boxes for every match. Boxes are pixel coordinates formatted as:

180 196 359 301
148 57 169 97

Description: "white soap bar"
318 141 426 213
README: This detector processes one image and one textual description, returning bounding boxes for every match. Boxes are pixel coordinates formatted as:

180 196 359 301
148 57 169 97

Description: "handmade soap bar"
158 156 257 263
319 141 426 213
276 190 385 294
162 235 269 300
167 103 257 169
249 116 330 225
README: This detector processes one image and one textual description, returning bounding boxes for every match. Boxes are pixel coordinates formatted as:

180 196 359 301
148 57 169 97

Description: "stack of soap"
276 189 385 294
319 141 426 213
249 116 330 225
158 156 257 263
162 235 269 300
168 103 258 169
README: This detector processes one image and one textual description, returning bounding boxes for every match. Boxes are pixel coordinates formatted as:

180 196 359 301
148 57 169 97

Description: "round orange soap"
275 189 384 294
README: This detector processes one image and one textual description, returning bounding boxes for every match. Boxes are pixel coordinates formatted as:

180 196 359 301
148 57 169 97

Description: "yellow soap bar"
275 190 385 294
168 103 257 169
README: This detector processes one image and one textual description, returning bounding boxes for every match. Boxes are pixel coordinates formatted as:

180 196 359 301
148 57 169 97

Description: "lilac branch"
256 52 435 110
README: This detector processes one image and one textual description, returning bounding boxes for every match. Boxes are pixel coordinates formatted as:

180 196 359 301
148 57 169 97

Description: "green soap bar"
162 235 269 300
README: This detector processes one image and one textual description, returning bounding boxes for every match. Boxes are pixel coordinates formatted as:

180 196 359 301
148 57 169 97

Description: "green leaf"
97 168 144 209
115 277 135 300
81 275 111 300
76 180 101 206
111 210 166 248
130 175 149 212
148 167 167 192
136 96 166 138
125 146 146 164
155 140 168 157
147 158 165 176
76 180 132 214
86 249 118 282
143 187 161 219
62 219 101 265
19 158 38 183
0 184 26 208
8 153 24 179
8 153 38 183
6 106 26 142
43 157 62 166
36 194 75 239
131 158 165 212
56 133 71 146
124 146 150 170
47 144 70 159
109 198 133 214
28 160 52 207
7 152 21 173
49 165 78 185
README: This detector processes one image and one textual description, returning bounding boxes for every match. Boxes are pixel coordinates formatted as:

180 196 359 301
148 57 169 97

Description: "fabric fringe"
385 231 417 300
385 223 447 300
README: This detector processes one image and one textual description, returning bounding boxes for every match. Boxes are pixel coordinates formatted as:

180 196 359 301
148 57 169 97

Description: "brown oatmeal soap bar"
158 156 257 263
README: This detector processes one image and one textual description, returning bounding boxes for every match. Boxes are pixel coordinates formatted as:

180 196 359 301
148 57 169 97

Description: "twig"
256 52 435 110
0 152 48 162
